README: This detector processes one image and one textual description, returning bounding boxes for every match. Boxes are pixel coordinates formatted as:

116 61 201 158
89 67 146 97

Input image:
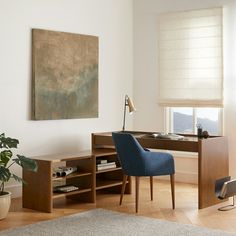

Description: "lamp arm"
122 95 128 131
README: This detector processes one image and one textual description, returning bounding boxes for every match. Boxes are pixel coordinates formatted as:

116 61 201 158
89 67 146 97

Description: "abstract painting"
32 29 98 120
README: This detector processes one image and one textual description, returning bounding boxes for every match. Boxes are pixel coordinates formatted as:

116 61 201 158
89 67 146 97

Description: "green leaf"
0 134 19 149
0 150 12 166
12 174 26 184
0 166 11 182
14 155 38 172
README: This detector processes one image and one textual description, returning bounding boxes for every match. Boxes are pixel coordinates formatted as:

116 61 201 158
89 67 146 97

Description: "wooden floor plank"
0 178 236 233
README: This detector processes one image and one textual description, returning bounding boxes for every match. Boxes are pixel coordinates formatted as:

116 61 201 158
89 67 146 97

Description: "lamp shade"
126 96 136 114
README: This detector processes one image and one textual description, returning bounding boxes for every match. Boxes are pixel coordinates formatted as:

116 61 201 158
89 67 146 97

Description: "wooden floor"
1 178 236 233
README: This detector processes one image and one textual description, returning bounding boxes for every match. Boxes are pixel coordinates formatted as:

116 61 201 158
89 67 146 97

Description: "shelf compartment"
52 187 92 199
52 171 92 181
92 148 116 157
96 179 125 190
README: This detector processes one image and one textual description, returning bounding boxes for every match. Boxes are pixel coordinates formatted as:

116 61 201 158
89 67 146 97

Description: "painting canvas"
32 29 98 120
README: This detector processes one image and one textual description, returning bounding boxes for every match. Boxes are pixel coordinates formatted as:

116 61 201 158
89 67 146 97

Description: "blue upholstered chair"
112 132 175 212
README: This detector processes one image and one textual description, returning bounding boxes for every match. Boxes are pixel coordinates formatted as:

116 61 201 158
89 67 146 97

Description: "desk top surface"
93 131 202 141
92 131 223 152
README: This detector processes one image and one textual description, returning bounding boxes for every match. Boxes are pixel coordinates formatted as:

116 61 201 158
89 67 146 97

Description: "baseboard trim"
156 171 197 184
175 171 197 184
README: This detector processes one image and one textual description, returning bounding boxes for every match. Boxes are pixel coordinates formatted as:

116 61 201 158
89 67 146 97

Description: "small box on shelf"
96 158 108 164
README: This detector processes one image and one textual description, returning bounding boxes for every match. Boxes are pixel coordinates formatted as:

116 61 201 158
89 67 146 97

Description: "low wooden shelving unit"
23 150 95 213
23 148 131 212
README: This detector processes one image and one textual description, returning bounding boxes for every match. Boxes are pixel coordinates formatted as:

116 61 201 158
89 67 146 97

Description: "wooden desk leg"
198 137 229 209
150 176 153 201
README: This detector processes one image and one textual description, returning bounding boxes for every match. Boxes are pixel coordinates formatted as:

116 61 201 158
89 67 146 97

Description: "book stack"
96 159 116 171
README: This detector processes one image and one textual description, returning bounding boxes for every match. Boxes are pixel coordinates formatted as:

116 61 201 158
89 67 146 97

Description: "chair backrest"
112 132 145 176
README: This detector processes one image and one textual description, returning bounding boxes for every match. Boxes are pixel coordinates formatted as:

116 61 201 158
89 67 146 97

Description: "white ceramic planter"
0 191 11 220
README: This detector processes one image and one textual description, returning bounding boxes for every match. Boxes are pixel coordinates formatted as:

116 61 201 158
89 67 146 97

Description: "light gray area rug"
0 209 235 236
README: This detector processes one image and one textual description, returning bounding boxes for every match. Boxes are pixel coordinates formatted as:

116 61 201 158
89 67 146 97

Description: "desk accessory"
55 166 77 177
215 176 236 211
150 133 184 140
122 95 136 131
202 130 209 139
196 123 203 138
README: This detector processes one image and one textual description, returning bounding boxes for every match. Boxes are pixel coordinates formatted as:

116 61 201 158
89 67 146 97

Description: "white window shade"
158 8 223 107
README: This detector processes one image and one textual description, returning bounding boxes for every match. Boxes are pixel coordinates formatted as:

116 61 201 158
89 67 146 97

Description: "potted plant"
0 133 37 220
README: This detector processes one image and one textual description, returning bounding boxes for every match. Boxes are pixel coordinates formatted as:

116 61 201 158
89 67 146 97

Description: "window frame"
164 107 223 136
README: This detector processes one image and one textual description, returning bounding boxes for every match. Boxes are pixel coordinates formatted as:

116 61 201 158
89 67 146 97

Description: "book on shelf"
96 161 116 167
53 185 79 193
96 162 117 171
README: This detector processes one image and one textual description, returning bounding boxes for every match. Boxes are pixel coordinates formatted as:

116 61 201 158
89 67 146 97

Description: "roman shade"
158 8 223 107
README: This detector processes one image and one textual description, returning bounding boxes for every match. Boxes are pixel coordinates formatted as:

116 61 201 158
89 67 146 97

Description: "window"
159 8 224 136
166 107 222 135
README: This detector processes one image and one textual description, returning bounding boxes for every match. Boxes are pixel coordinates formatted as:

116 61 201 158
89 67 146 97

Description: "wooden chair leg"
135 176 140 213
170 174 175 209
150 176 153 201
120 175 128 205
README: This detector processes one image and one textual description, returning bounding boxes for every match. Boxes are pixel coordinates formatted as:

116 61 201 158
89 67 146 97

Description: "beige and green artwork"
32 29 98 120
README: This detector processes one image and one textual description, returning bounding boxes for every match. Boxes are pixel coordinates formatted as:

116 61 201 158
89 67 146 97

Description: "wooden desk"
92 131 229 209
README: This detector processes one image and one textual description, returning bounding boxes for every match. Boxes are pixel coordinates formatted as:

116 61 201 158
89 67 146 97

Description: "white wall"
133 0 236 179
0 0 133 196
